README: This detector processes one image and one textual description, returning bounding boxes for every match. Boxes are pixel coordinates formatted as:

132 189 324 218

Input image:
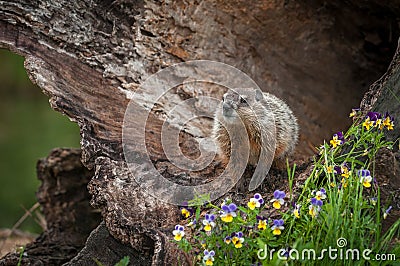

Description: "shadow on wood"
0 1 399 265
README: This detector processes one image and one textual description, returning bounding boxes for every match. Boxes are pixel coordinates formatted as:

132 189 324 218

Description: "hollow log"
0 149 101 265
0 0 399 265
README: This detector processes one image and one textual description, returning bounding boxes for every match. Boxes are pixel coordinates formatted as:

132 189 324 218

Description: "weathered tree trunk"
0 149 101 265
0 0 399 265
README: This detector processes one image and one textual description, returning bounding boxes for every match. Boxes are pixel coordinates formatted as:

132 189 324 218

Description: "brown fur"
212 88 298 168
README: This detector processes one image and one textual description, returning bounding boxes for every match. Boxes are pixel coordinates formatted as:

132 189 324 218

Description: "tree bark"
0 0 399 265
0 149 101 265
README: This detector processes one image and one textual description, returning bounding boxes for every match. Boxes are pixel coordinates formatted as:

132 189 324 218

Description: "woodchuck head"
219 87 264 124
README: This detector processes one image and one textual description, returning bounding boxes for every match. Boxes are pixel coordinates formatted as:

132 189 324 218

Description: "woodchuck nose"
212 87 299 171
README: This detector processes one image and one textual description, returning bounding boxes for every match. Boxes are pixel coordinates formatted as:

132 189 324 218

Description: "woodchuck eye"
239 96 248 105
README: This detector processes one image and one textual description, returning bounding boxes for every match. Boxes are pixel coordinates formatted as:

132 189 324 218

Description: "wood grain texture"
0 0 399 264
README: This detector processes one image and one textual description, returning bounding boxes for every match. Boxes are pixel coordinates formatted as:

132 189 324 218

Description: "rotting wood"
0 1 399 265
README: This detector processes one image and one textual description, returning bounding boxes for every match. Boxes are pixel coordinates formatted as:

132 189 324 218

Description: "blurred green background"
0 49 80 233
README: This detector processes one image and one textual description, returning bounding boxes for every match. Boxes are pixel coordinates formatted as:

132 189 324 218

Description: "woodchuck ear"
255 89 263 101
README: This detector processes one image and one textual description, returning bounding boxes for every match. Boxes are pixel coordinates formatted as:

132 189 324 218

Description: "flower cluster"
171 108 398 265
312 188 327 201
308 188 327 218
332 163 352 188
172 191 296 264
172 190 289 243
333 164 348 176
362 111 394 131
330 164 376 190
339 164 351 178
224 233 243 247
308 198 323 218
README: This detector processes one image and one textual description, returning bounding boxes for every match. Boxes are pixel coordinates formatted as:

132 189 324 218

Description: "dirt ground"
0 229 36 258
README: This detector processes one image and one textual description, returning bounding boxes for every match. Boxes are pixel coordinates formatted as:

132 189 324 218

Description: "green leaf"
114 256 130 266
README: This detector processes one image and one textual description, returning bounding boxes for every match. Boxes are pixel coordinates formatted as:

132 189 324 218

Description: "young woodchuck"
212 88 298 189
